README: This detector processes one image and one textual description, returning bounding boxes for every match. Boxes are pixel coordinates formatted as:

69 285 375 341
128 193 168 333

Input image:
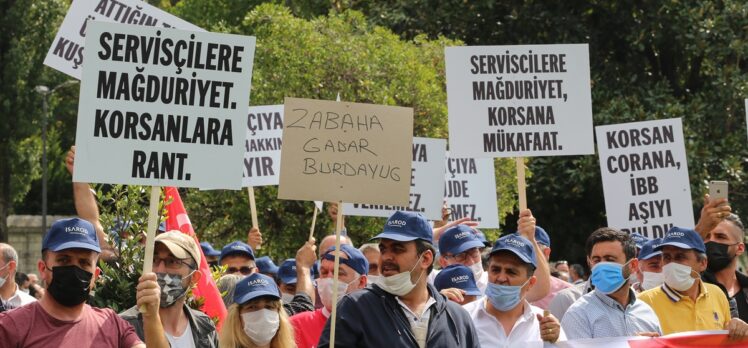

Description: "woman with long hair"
220 273 296 348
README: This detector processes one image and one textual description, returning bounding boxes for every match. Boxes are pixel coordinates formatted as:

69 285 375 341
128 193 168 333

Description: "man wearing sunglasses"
120 231 218 348
219 241 257 276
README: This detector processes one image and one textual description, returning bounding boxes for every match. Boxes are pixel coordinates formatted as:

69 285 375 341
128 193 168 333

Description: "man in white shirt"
0 243 36 310
463 231 565 348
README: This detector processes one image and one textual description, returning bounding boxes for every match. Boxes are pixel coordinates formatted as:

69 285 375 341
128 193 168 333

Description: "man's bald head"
320 234 353 254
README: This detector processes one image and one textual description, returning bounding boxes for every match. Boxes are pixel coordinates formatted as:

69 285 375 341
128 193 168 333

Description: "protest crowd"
3 1 748 348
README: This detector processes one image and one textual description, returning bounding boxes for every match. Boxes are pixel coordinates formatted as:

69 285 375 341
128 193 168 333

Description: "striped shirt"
561 288 661 339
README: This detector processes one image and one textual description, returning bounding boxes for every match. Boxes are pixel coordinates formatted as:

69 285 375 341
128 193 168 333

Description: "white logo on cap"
668 231 685 238
454 231 471 239
388 220 407 227
506 238 526 249
65 226 88 236
247 278 269 287
451 275 469 283
231 245 248 251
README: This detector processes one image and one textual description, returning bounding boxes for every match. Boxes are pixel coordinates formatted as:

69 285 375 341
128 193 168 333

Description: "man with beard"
120 230 218 347
695 197 748 321
318 211 480 348
0 218 166 348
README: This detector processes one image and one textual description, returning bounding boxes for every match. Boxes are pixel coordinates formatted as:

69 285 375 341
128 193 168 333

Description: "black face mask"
706 241 736 273
47 265 93 307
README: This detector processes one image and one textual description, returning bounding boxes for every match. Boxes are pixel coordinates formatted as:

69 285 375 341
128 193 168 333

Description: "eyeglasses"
444 248 482 263
152 257 195 270
227 266 256 275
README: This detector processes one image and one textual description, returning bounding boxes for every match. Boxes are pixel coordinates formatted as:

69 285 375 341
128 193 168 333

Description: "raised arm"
66 146 116 259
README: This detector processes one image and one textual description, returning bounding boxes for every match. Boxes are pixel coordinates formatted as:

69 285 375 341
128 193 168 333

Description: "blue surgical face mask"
590 260 632 295
485 278 530 311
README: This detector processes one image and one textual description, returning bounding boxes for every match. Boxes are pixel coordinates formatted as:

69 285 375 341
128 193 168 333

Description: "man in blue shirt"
561 228 661 339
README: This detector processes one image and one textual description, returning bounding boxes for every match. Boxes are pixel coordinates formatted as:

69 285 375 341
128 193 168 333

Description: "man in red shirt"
0 218 167 348
290 244 368 348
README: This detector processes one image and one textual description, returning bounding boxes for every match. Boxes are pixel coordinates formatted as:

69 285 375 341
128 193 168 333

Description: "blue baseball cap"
434 264 482 296
514 226 550 247
439 225 485 256
158 221 167 233
472 228 490 245
655 227 706 254
322 244 369 276
629 232 647 250
490 234 536 268
219 241 255 263
256 256 279 274
278 259 297 285
312 261 320 279
233 273 280 305
371 211 433 243
639 238 663 260
43 218 101 253
200 242 221 257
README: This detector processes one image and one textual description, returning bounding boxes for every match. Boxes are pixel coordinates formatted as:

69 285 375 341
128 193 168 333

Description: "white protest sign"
278 98 414 205
344 137 447 220
44 0 203 79
243 105 283 187
596 118 693 239
445 154 499 228
445 44 594 158
73 21 255 189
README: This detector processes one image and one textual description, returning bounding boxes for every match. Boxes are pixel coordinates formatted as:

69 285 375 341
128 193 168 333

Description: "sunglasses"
227 266 256 275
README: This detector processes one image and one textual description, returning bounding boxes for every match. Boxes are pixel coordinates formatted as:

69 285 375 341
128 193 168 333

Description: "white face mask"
317 277 358 311
469 262 483 281
641 271 664 290
662 262 696 291
367 275 382 285
378 254 425 297
280 292 295 304
241 309 280 346
0 264 9 288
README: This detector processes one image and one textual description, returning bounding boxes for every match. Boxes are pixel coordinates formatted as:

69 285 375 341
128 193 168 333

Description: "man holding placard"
318 211 480 348
290 244 368 348
120 231 218 348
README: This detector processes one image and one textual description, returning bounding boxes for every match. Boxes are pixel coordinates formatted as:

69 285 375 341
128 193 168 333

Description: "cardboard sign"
278 98 414 205
445 44 594 158
344 137 446 220
243 105 283 187
445 154 499 228
73 21 255 189
44 0 203 79
596 118 693 239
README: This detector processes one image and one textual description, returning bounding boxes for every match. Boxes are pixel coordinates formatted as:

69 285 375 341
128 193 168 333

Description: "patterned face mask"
156 272 192 308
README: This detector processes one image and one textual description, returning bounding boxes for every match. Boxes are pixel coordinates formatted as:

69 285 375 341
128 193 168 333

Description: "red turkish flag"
163 187 227 330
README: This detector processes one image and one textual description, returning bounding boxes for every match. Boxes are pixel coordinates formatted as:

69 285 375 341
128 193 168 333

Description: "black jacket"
317 283 480 348
119 304 218 348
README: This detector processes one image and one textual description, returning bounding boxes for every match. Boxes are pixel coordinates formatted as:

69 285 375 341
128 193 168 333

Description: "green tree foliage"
170 3 519 258
0 0 77 242
328 1 748 263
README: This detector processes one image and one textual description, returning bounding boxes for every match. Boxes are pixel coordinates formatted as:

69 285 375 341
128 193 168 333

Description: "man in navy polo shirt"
434 264 481 305
318 211 479 348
